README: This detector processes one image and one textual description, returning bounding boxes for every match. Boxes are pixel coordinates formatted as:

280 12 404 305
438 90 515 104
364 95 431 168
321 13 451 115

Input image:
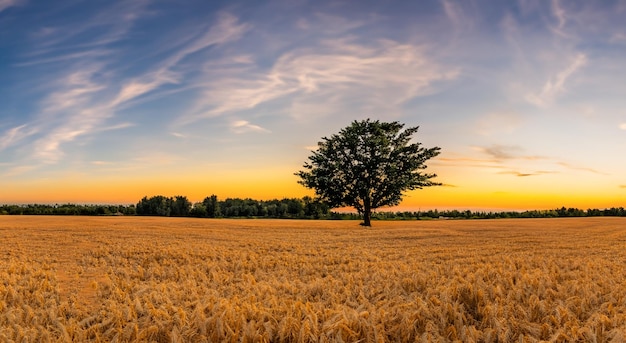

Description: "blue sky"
1 0 625 209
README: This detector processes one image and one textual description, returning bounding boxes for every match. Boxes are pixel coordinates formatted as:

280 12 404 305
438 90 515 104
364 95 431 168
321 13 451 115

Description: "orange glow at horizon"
2 168 623 212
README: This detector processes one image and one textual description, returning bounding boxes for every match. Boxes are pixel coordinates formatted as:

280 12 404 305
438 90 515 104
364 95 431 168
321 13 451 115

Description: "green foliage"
369 206 626 219
1 201 625 220
0 204 135 216
202 195 221 218
136 195 191 217
296 119 441 226
135 195 329 219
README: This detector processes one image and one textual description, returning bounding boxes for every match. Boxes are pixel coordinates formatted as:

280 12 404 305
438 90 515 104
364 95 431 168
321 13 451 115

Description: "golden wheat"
1 216 626 342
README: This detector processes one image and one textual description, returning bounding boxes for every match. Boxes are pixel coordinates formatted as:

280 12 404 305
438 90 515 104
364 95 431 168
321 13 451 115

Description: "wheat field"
1 216 625 342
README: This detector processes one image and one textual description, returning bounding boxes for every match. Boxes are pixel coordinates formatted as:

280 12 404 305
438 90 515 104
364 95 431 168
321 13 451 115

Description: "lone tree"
296 119 441 226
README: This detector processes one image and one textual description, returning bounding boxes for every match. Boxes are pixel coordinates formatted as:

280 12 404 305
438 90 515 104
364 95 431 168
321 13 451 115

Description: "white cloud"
112 69 180 106
21 10 250 164
0 124 37 151
42 65 106 113
552 0 567 30
441 0 460 23
0 0 19 13
175 12 249 60
230 120 270 134
10 1 148 166
15 50 113 67
112 12 249 107
440 0 466 28
525 53 587 107
10 3 148 164
98 122 134 132
185 39 457 123
31 0 148 51
32 64 113 162
34 123 90 162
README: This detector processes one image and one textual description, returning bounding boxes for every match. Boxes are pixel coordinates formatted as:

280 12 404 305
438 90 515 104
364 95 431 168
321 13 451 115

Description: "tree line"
0 203 136 216
134 195 331 219
373 206 626 220
1 199 625 220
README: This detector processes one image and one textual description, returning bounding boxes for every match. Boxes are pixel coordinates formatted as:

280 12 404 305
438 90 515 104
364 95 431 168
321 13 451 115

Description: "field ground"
1 216 626 342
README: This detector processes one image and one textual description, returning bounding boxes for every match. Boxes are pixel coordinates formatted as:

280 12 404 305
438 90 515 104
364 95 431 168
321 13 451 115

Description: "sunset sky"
1 0 625 210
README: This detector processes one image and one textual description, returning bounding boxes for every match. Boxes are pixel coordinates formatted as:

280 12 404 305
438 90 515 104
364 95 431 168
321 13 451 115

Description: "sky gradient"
1 0 625 210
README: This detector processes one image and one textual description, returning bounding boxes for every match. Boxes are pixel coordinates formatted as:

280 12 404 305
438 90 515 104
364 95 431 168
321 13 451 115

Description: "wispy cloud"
15 50 113 67
619 123 626 130
12 10 249 166
441 0 462 25
557 162 607 175
183 39 457 124
22 63 129 163
111 69 180 107
41 65 106 113
525 53 587 107
230 120 270 134
440 0 474 30
474 145 605 176
498 170 556 177
32 64 111 162
0 0 19 13
112 12 249 107
479 144 522 160
30 0 148 51
13 2 153 165
551 0 567 31
432 156 507 170
97 122 134 132
476 144 543 161
438 145 606 181
0 124 37 151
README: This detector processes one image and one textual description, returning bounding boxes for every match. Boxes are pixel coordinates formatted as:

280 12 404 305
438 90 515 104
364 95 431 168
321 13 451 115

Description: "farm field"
1 216 626 342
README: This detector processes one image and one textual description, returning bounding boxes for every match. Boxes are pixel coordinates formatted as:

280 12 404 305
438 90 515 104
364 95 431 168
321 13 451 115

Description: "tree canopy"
296 119 441 226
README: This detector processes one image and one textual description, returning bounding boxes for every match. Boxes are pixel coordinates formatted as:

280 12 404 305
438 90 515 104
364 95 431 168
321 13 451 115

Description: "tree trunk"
362 201 372 227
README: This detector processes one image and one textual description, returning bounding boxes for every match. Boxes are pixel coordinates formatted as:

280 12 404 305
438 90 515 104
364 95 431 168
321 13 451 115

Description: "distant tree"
190 202 207 217
286 198 305 217
296 119 441 226
154 196 171 216
203 195 221 218
170 196 191 216
136 195 171 216
303 196 330 219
